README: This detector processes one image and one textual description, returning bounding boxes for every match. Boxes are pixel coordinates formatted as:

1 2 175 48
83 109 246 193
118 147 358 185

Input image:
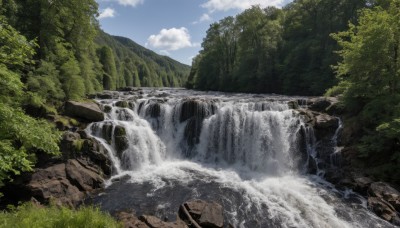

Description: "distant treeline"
0 0 189 102
186 0 381 96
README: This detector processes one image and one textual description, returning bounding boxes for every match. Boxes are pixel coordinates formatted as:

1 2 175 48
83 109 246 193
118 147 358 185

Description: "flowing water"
87 88 393 228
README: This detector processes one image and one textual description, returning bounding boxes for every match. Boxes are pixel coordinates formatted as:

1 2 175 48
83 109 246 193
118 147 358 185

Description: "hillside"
96 31 190 88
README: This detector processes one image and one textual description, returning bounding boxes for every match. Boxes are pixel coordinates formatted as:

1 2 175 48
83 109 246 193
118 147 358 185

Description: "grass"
0 203 122 228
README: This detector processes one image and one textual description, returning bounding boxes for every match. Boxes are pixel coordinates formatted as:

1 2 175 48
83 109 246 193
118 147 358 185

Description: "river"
86 88 393 228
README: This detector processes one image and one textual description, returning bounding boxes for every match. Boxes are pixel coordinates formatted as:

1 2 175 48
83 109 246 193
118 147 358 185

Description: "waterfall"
88 95 315 176
87 89 394 228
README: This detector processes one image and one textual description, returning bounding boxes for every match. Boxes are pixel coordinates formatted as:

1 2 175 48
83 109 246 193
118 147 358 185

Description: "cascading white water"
87 88 394 228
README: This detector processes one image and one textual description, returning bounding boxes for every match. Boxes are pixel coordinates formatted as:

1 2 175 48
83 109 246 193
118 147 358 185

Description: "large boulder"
81 138 112 176
368 197 400 224
64 101 104 122
368 182 400 212
27 163 85 207
314 114 339 130
65 159 104 192
179 200 224 228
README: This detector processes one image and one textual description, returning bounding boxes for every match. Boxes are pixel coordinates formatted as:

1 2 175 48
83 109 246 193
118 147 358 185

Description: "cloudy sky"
96 0 292 65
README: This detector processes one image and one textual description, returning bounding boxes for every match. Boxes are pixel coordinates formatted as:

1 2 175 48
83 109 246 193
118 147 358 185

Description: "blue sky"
96 0 292 65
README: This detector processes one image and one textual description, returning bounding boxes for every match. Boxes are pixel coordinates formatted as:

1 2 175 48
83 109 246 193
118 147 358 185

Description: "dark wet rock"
114 125 129 157
156 92 170 98
180 100 216 123
100 122 114 143
354 177 374 195
104 105 112 113
288 101 299 109
179 200 224 228
119 87 136 92
116 101 129 108
81 138 112 175
64 101 104 122
180 100 216 150
314 114 338 130
296 109 316 126
146 102 162 118
368 197 399 223
368 182 400 212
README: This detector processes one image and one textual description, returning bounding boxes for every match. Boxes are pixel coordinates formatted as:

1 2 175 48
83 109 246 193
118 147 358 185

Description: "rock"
115 211 149 228
99 93 113 99
99 122 113 143
65 159 104 192
179 200 223 228
81 138 112 176
307 97 338 113
184 199 207 219
180 100 216 123
114 126 129 157
354 177 374 195
198 202 224 228
288 101 299 109
64 101 104 122
119 87 136 92
60 132 81 159
116 101 129 108
139 215 187 228
27 164 85 207
146 102 162 118
104 105 112 113
314 114 338 129
368 197 399 223
368 182 400 212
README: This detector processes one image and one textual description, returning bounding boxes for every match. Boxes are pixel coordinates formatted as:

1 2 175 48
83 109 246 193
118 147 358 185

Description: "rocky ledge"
295 97 400 226
1 130 112 208
116 199 225 228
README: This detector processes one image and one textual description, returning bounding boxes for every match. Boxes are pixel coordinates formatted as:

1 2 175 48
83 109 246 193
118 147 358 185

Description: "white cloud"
202 0 285 12
192 13 213 24
98 7 116 19
117 0 143 7
147 27 195 51
101 0 143 7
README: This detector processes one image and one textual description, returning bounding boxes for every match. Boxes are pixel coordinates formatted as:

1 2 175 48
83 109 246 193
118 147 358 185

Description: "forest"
0 0 189 187
188 0 400 184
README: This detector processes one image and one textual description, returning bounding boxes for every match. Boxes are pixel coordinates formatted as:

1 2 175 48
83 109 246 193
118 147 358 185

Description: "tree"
331 1 400 183
0 17 60 186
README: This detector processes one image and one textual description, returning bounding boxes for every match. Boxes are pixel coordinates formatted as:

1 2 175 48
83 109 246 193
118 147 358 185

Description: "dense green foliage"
1 0 189 102
188 0 368 95
331 1 400 184
0 0 189 187
0 203 121 228
0 16 60 187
